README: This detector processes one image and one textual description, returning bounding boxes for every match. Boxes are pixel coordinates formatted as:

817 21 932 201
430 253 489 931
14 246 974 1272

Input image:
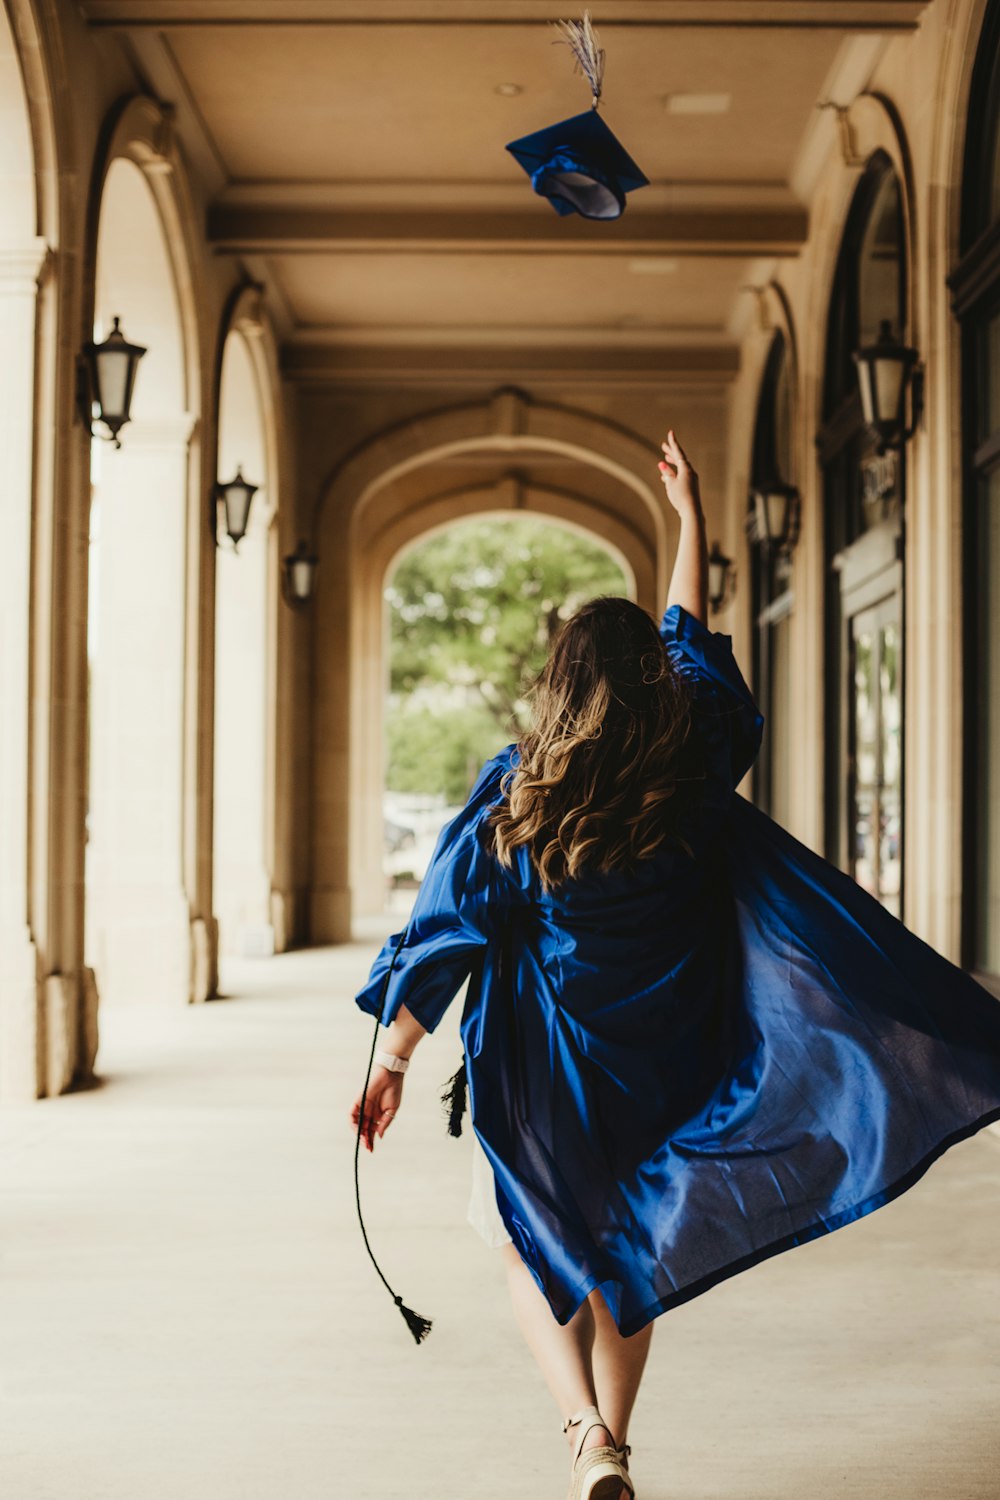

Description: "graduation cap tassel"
440 1058 468 1137
552 10 606 107
354 925 434 1346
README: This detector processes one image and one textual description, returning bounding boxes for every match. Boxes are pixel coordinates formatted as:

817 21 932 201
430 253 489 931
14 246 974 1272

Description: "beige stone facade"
2 0 999 1098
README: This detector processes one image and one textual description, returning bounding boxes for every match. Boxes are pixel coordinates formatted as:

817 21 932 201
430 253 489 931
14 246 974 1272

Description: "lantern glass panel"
766 490 788 544
291 557 315 600
708 556 725 600
224 482 254 542
95 347 131 422
856 359 876 426
754 489 768 542
872 354 905 427
755 489 786 545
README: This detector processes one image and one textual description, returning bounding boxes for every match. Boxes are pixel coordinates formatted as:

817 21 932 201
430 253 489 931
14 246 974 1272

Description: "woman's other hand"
662 429 709 622
350 1065 404 1152
658 430 702 517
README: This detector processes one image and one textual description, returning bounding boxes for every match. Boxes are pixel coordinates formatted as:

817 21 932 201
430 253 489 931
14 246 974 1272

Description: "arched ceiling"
78 1 928 387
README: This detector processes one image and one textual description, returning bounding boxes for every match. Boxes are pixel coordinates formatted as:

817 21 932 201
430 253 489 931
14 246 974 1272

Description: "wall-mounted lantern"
750 477 801 555
77 316 146 448
852 319 924 454
282 539 319 609
707 541 736 615
215 466 258 551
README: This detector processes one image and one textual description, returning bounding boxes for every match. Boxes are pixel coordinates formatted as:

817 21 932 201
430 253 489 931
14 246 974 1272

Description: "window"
747 332 794 825
817 153 907 918
952 0 1000 983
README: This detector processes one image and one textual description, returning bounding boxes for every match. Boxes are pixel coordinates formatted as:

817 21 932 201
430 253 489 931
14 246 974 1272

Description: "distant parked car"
384 816 416 853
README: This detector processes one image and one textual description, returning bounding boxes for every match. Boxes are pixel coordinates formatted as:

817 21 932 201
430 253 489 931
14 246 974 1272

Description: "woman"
350 432 1000 1500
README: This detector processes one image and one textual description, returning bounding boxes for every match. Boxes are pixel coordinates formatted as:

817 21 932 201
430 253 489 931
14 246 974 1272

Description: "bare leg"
589 1289 654 1453
501 1244 631 1497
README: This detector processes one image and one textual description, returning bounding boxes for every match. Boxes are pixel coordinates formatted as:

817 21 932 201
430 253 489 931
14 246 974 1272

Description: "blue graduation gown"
355 603 1000 1337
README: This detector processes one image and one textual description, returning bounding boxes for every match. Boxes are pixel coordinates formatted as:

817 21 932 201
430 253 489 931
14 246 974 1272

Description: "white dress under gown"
467 1125 513 1249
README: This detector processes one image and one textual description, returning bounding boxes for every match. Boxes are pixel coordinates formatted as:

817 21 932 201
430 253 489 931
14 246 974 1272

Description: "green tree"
385 517 628 795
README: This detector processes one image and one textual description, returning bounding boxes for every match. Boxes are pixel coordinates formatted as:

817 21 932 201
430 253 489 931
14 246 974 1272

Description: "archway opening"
0 1 45 1099
85 156 191 1010
312 396 667 943
213 328 274 960
379 513 630 921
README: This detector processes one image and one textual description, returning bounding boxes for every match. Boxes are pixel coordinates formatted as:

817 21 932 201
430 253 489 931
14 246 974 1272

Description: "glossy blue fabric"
355 603 1000 1336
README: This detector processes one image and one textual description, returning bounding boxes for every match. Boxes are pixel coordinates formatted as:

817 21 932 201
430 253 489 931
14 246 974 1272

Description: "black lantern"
215 466 258 551
852 319 923 454
282 539 319 609
707 541 735 615
78 316 146 448
749 477 801 554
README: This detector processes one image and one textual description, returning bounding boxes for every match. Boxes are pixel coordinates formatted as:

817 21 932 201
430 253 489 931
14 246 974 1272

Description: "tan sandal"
563 1404 635 1500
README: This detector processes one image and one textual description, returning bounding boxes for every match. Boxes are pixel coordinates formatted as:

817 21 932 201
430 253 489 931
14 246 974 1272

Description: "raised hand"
658 430 702 518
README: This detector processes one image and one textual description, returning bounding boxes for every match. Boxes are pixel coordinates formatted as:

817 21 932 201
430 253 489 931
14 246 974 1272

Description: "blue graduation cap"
506 107 649 220
504 12 649 221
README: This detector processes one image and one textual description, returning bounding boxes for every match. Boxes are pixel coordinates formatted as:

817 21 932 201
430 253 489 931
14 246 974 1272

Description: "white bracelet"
374 1048 410 1073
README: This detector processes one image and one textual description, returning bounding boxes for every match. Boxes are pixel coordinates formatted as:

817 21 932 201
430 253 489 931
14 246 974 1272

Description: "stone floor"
1 941 999 1500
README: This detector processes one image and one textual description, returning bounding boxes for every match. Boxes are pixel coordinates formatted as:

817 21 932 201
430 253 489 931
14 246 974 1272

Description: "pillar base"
271 887 307 951
78 966 100 1084
42 974 76 1098
190 915 219 1003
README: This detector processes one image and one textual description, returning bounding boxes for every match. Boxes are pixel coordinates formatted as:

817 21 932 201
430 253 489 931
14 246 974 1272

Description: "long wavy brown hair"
485 596 702 891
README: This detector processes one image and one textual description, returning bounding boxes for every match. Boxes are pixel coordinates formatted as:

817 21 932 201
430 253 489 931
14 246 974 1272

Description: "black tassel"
354 925 434 1345
440 1058 467 1137
395 1294 433 1344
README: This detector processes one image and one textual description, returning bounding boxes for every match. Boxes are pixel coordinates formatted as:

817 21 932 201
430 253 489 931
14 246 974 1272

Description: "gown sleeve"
353 749 513 1035
659 602 765 789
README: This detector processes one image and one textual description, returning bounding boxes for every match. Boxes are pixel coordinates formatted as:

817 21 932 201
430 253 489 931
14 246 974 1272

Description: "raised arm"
659 430 708 626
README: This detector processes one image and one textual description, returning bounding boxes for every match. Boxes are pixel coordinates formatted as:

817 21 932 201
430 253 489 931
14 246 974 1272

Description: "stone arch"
809 105 918 443
739 283 802 536
0 0 61 1098
1 0 59 245
213 284 284 959
317 389 667 582
82 101 203 1015
82 95 203 421
310 392 670 941
787 112 919 858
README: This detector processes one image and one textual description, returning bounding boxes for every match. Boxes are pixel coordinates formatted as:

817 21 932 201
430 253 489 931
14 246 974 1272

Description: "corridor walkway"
1 943 998 1500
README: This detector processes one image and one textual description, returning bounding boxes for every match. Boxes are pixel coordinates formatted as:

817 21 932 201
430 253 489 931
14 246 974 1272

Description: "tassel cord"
353 925 433 1344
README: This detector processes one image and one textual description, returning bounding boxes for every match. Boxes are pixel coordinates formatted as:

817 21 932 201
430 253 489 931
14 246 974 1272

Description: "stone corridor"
1 944 998 1500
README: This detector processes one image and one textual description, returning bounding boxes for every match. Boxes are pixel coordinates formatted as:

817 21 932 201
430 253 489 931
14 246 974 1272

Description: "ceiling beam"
281 339 740 387
79 0 927 31
208 205 808 258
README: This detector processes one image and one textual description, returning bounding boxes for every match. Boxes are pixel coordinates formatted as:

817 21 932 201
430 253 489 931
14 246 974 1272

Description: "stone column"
0 239 49 1101
85 414 195 1010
